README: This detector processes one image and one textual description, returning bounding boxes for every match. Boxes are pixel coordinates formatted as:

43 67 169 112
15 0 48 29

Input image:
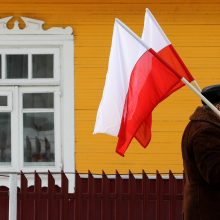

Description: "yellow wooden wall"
1 0 220 174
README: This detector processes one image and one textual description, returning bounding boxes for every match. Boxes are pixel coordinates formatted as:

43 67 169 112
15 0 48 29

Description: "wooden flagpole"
192 80 202 91
115 18 220 118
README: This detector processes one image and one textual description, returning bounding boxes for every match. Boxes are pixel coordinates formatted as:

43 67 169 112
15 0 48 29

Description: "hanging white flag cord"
115 18 220 118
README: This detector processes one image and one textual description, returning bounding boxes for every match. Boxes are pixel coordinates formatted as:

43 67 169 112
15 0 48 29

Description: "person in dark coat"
182 85 220 220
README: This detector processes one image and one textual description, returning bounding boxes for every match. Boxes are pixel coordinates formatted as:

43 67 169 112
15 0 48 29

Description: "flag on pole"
94 19 190 156
93 20 146 137
126 9 196 153
142 9 194 91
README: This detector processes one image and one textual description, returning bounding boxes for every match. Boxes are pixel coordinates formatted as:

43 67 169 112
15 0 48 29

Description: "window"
0 48 59 83
0 51 61 171
21 87 60 167
0 16 74 191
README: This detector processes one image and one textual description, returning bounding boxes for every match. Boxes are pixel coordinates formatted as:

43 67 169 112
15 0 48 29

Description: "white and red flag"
142 9 194 91
93 20 146 137
125 9 196 155
94 18 194 156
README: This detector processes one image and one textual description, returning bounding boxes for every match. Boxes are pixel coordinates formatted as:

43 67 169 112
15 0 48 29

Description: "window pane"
23 93 54 108
23 112 54 163
0 113 11 163
0 96 7 106
6 55 28 79
32 54 53 78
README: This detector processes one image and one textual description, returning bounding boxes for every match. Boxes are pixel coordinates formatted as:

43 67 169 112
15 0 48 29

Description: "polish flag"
126 9 196 154
94 20 147 137
94 19 193 156
142 9 194 91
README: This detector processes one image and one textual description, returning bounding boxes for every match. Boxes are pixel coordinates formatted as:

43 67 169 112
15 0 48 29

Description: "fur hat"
201 85 220 105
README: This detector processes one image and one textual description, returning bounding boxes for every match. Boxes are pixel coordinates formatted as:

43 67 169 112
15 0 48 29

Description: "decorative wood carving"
0 16 73 35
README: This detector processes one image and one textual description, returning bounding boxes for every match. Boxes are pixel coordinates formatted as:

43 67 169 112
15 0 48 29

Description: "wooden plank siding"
0 0 219 173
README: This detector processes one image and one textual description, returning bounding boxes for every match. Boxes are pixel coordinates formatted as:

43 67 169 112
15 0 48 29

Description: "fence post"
128 170 136 220
20 172 28 220
142 170 149 220
74 171 81 220
101 171 110 220
48 171 56 220
61 171 69 220
156 171 162 220
9 174 17 220
34 172 42 220
88 170 95 220
115 170 122 220
169 170 175 220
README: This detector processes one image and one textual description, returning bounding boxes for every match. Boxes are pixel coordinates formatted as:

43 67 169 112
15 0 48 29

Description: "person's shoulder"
183 119 218 143
190 106 220 128
190 120 220 141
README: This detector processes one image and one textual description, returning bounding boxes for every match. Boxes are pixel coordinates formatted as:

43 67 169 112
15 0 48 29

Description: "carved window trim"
0 17 75 192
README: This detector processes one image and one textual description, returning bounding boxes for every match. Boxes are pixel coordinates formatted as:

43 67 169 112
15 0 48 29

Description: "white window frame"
0 87 16 168
0 47 60 85
19 86 61 172
0 90 12 111
0 16 75 193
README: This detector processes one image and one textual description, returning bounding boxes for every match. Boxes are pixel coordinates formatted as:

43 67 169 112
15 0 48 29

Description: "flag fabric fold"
116 48 182 155
121 9 195 153
94 13 195 156
142 9 194 90
94 21 146 137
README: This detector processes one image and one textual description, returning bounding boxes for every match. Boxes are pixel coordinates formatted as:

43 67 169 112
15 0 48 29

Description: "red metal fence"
0 171 184 220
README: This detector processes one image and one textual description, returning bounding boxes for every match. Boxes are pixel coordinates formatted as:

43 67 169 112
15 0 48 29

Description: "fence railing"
0 170 184 220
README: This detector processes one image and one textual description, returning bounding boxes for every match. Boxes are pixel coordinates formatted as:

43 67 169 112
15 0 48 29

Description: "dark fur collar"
190 106 220 128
